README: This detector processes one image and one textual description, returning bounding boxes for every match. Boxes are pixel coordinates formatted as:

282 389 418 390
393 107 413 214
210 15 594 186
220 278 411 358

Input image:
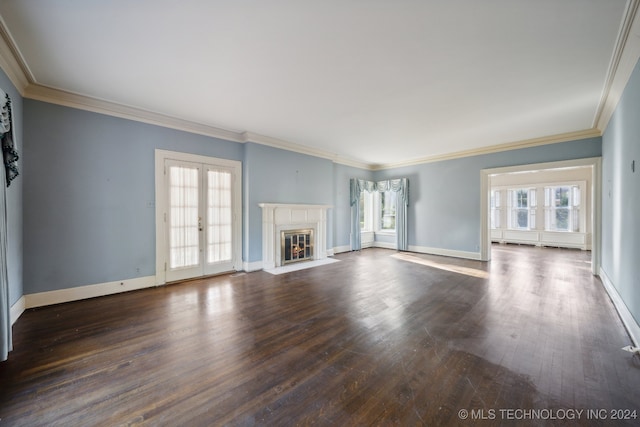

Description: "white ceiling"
0 0 631 167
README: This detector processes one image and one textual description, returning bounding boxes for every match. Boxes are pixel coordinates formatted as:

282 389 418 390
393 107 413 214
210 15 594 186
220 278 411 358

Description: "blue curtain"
1 93 18 186
350 177 409 251
349 178 362 250
0 165 10 361
1 90 14 361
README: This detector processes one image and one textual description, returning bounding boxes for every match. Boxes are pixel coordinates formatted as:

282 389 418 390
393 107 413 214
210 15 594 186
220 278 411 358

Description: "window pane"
508 188 533 230
380 190 396 230
572 186 581 206
207 170 232 263
359 191 365 230
544 185 580 232
517 190 528 208
169 166 199 269
517 209 528 228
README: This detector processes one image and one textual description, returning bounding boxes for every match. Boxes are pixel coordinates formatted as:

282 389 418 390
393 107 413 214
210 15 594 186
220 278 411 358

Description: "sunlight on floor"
391 253 489 279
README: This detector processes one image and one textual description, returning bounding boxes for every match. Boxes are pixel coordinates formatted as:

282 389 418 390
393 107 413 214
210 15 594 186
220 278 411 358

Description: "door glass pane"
207 169 232 263
169 166 200 269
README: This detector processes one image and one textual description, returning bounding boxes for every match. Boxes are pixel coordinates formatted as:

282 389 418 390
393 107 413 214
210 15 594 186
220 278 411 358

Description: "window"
490 189 501 229
508 188 536 230
359 190 373 231
545 185 580 232
380 190 397 231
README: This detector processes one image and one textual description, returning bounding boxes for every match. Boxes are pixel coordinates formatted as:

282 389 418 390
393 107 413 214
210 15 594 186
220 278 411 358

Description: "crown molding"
371 128 602 171
594 0 640 131
16 82 607 173
241 131 372 169
0 14 32 94
24 83 246 142
24 82 374 169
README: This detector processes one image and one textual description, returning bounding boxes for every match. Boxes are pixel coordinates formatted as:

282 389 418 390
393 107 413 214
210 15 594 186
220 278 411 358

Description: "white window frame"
360 190 374 232
378 189 397 233
507 187 536 230
490 189 502 229
360 190 396 235
544 182 584 232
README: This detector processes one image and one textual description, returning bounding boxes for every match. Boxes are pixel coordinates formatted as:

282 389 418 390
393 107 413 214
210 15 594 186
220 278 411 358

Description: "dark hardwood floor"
1 246 639 426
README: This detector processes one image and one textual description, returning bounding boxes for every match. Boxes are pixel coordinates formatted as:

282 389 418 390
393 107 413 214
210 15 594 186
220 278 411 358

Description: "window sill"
375 231 396 236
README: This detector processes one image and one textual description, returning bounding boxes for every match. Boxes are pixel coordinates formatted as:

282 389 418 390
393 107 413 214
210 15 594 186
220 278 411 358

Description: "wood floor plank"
2 246 640 426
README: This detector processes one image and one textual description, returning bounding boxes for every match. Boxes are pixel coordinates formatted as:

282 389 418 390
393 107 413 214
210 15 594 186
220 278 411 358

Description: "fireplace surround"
258 203 332 269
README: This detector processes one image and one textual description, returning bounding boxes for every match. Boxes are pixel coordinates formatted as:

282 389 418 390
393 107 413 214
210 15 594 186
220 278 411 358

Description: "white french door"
156 151 241 283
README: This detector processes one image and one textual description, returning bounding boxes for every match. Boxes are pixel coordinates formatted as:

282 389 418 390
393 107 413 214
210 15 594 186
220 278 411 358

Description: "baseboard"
243 260 263 272
333 245 351 254
373 241 396 250
326 248 335 256
408 245 482 261
599 268 640 347
24 275 157 309
10 296 25 325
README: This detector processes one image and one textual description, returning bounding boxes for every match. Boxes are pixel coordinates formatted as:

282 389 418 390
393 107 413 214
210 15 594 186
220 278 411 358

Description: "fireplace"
258 203 332 269
281 229 314 265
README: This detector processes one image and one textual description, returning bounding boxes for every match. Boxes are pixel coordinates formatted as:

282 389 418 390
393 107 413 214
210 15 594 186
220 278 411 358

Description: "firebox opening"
281 229 314 265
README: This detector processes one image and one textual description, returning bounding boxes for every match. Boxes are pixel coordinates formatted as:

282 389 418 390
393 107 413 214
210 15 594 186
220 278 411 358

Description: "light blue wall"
0 69 22 306
244 143 334 262
374 138 602 253
23 100 243 293
20 96 603 296
332 163 374 249
602 58 640 324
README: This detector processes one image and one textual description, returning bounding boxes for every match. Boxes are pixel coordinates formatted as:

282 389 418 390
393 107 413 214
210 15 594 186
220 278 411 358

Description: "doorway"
155 150 242 284
480 157 601 275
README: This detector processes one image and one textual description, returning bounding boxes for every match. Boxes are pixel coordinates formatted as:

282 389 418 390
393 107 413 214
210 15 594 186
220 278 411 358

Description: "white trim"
155 149 243 285
372 129 602 170
599 268 640 347
480 170 491 261
18 82 610 172
28 84 245 142
23 82 372 170
373 241 396 250
408 245 482 261
594 0 640 131
242 131 370 169
0 16 31 94
24 276 156 309
10 296 25 325
333 245 351 254
492 230 591 250
481 157 601 272
326 248 335 256
22 87 372 170
243 260 263 272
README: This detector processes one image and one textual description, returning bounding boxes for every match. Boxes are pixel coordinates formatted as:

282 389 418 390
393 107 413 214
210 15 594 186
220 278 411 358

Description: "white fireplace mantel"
259 203 332 269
